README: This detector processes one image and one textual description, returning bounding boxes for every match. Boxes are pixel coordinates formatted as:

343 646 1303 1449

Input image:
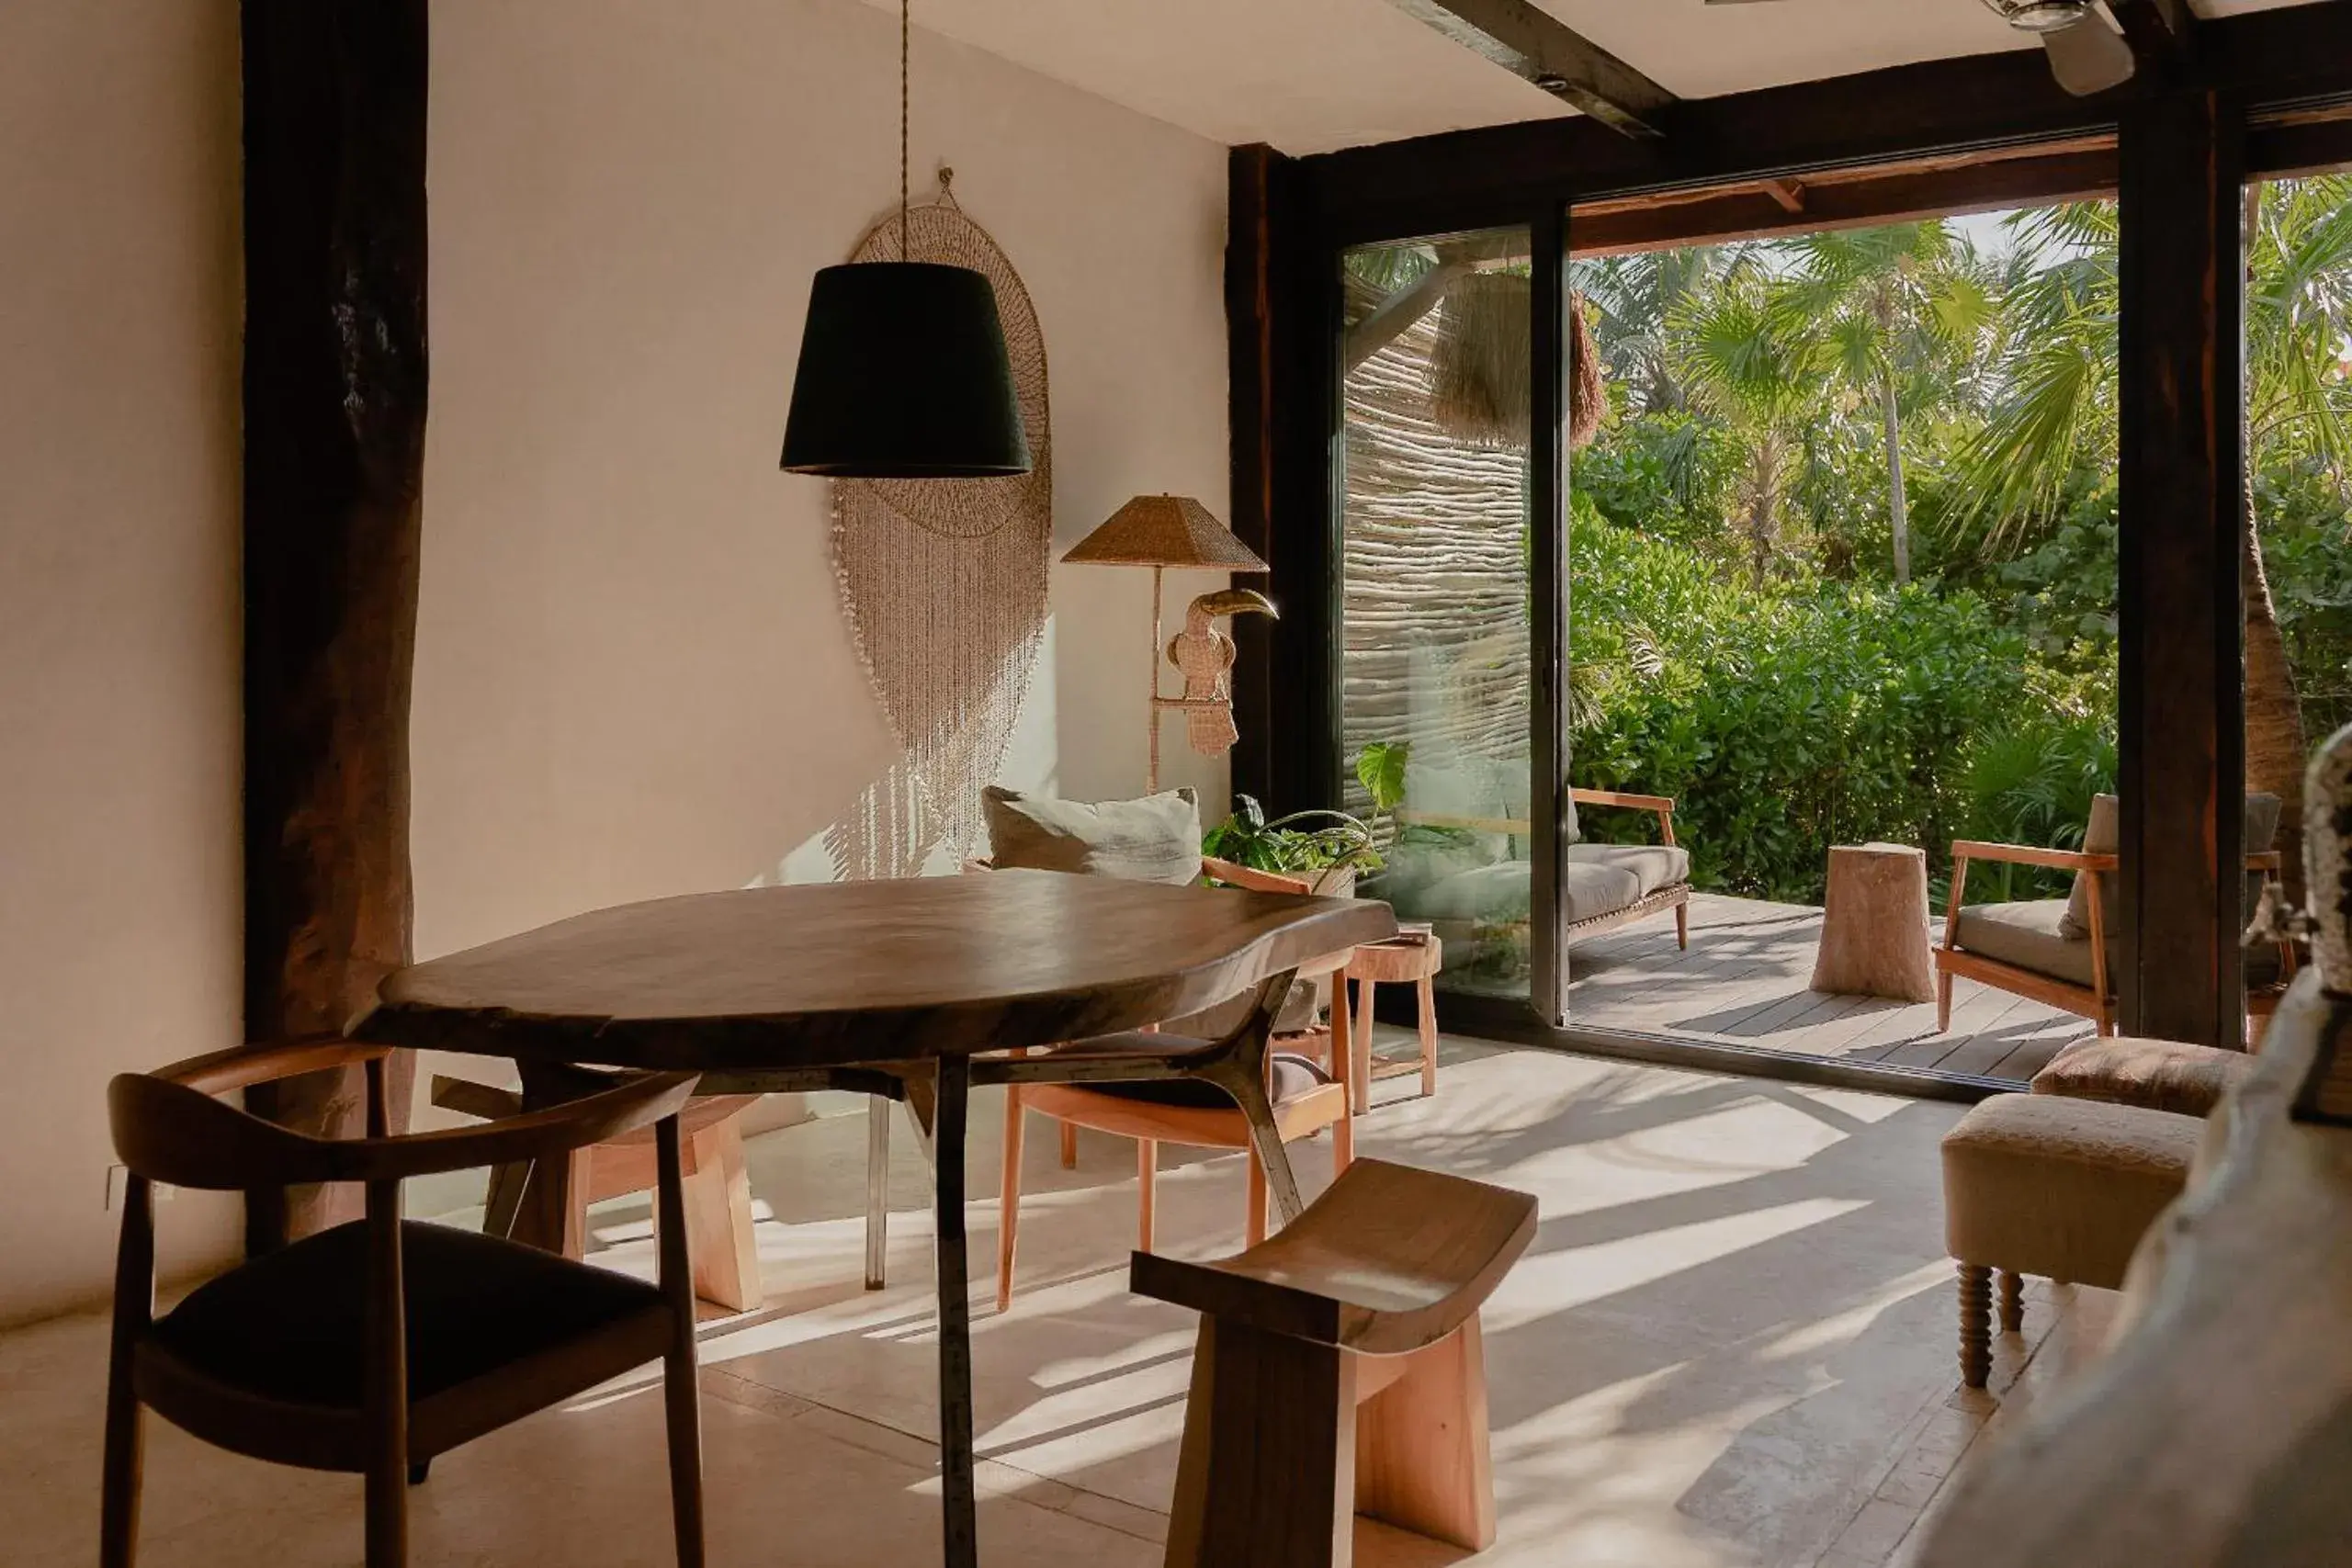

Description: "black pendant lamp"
780 0 1031 479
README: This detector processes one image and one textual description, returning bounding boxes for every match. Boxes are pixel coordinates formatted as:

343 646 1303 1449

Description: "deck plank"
1549 892 2096 1087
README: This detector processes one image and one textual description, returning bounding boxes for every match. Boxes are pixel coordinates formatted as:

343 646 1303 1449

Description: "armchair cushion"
1953 898 2115 993
982 785 1201 886
1566 842 1690 899
151 1219 662 1408
1031 1032 1333 1111
2060 793 2284 941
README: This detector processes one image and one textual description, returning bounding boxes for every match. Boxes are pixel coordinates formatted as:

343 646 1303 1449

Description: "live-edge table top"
356 869 1396 1071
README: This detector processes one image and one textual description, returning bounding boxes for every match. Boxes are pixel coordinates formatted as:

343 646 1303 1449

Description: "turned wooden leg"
1674 901 1690 952
1059 1122 1079 1169
1416 976 1439 1099
1246 1148 1269 1248
1356 1319 1496 1552
1998 1269 2025 1335
996 1093 1024 1313
1138 1139 1159 1255
1958 1262 1993 1389
1164 1318 1355 1568
100 1322 143 1567
683 1120 761 1313
1331 974 1359 1116
1935 971 1955 1034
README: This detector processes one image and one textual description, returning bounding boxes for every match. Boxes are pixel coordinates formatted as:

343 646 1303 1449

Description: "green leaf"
1355 741 1411 813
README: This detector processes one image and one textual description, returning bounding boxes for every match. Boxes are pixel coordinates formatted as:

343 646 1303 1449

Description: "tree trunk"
2244 454 2307 903
1881 367 1912 586
2240 185 2306 905
241 0 429 1249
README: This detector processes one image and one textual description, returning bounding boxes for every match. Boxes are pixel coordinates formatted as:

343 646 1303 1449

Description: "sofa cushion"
1565 842 1690 898
1408 859 1533 925
983 785 1201 886
1953 898 2115 993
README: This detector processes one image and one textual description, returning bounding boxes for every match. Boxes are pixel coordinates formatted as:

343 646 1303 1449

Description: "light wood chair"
1130 1157 1538 1568
103 1038 707 1568
432 1074 763 1313
995 983 1357 1312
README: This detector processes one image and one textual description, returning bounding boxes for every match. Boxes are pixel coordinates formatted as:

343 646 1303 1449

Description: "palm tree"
1577 246 1738 414
1769 221 1997 583
1671 265 1826 584
1952 182 2352 897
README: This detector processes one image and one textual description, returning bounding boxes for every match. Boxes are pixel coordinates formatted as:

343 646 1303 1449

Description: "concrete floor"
2 1035 2065 1568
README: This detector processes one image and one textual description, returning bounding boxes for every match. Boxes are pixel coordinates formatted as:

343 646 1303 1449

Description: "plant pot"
1305 864 1359 899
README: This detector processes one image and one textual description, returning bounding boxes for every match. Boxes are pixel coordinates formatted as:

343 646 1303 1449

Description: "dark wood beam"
1380 0 1677 139
1307 0 2352 235
242 0 428 1248
1569 146 2117 256
1226 145 1335 813
2114 0 2197 78
2115 87 2245 1047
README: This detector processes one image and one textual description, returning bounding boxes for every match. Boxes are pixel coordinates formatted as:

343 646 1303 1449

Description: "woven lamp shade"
1061 494 1268 570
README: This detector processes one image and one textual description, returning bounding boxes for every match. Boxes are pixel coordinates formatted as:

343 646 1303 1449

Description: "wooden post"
1226 144 1334 812
241 0 429 1249
2116 88 2245 1047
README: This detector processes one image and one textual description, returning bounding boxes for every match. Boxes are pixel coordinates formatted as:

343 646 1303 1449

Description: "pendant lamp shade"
780 260 1033 478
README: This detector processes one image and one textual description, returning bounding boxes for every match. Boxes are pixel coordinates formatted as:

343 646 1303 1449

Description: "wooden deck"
1561 892 2094 1084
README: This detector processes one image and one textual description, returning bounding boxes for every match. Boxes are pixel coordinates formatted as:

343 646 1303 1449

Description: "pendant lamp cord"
899 0 910 263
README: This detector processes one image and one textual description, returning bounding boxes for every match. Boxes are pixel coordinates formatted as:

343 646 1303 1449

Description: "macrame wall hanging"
823 172 1052 880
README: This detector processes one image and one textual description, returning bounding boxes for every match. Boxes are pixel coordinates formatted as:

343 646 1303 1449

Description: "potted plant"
1201 795 1380 897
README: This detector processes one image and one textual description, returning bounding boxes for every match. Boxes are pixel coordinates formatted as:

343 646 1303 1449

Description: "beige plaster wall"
0 2 246 1325
416 0 1235 963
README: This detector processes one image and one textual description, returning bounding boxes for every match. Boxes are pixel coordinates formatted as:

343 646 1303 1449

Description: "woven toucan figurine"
1165 588 1278 758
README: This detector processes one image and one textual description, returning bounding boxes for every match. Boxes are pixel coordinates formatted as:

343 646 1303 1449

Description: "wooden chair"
1934 842 2292 1038
103 1038 707 1568
995 968 1356 1311
432 1073 764 1312
1130 1157 1538 1568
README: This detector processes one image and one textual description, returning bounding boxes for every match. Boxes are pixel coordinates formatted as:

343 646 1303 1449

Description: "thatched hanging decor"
1427 273 1604 452
823 174 1052 878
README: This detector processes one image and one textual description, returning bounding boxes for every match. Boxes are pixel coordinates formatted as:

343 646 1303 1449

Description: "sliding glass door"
1338 227 1541 1004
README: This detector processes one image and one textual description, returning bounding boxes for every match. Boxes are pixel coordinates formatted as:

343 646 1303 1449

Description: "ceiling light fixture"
779 0 1031 479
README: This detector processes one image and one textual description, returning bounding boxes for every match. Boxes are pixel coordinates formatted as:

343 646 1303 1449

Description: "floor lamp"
1062 495 1271 793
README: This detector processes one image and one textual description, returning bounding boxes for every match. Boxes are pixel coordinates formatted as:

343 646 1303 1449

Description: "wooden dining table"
355 868 1395 1566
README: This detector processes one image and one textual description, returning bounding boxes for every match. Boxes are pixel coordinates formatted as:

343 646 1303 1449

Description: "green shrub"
1566 513 2100 903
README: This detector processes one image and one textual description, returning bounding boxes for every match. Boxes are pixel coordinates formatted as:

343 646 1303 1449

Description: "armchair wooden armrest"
1947 840 2119 873
1201 856 1315 896
1572 787 1679 847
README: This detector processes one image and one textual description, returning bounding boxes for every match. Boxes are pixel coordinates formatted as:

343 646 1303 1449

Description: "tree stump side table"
1812 842 1937 1003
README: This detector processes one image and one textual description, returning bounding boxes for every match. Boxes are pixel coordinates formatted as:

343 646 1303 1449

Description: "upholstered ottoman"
1941 1093 2203 1387
2030 1035 2256 1119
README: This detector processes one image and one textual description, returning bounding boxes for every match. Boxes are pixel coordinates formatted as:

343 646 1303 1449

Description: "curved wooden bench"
1130 1158 1537 1568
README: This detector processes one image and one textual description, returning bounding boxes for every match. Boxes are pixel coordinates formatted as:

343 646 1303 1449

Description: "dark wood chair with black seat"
101 1038 707 1568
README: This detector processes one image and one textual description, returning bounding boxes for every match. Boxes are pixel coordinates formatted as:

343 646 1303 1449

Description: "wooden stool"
434 1077 764 1313
1344 931 1443 1115
1131 1158 1536 1568
1813 841 1936 1002
1941 1093 2200 1387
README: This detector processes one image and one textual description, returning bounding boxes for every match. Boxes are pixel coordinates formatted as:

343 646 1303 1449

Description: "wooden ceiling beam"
1567 147 2118 257
2113 0 2197 81
1380 0 1677 139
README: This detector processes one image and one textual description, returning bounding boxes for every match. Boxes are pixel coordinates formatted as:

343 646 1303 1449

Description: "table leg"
932 1053 978 1568
1193 973 1306 1226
